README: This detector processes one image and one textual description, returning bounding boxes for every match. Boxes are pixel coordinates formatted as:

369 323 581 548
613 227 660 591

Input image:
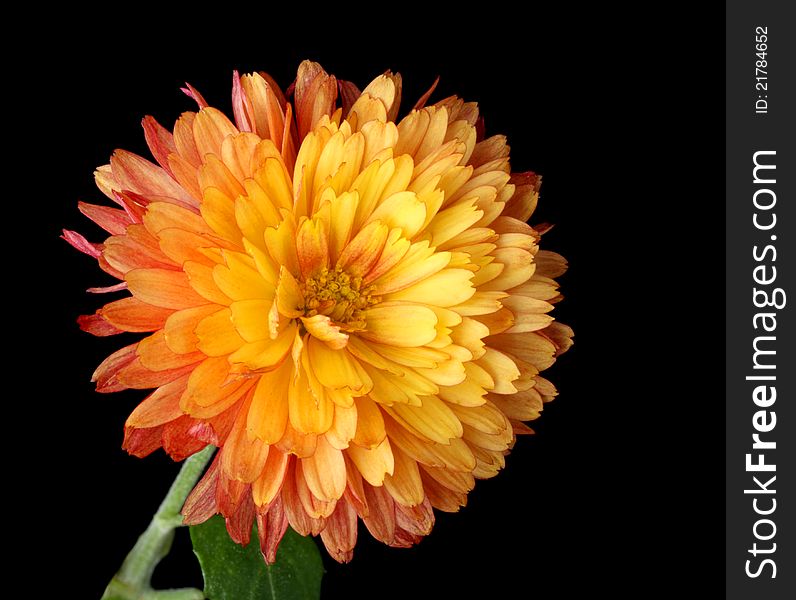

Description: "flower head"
66 61 573 563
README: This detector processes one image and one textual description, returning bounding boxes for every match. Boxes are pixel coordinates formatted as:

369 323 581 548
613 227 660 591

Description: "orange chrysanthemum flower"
66 61 573 563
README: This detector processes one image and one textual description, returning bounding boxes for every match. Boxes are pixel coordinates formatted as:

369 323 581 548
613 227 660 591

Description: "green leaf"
190 516 323 600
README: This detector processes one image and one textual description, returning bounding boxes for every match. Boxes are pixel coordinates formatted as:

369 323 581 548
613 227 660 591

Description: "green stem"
102 446 215 600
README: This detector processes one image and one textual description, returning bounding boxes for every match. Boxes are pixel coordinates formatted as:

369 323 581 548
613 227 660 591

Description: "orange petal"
252 448 290 507
288 365 334 435
180 357 251 417
100 297 174 332
195 308 246 357
163 304 219 354
192 107 239 158
301 435 346 502
126 375 189 428
126 268 207 309
222 396 270 483
247 362 291 444
137 330 203 371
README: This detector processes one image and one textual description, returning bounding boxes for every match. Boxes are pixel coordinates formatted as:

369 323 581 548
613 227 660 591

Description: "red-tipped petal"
142 115 177 175
216 466 250 518
183 456 221 525
110 150 196 206
294 61 337 140
256 496 289 564
162 416 209 461
92 343 137 392
87 282 128 294
413 76 440 110
225 493 256 545
122 424 163 458
361 484 396 544
338 80 361 118
182 83 209 108
62 229 101 258
320 499 358 563
78 313 122 337
231 71 253 133
78 202 132 235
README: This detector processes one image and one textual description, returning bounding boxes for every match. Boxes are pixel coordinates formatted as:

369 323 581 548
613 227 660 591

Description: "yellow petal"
352 396 386 448
480 248 534 291
360 303 438 347
486 332 557 371
370 242 450 295
385 268 474 307
306 338 371 392
288 364 334 434
325 403 358 450
450 316 489 360
437 376 488 408
276 266 304 318
213 253 273 301
201 187 242 246
264 215 300 276
386 395 463 444
383 445 424 507
365 191 426 239
476 348 521 393
229 321 297 370
451 291 508 317
302 315 349 350
230 299 272 342
346 437 394 486
252 155 294 213
327 191 359 264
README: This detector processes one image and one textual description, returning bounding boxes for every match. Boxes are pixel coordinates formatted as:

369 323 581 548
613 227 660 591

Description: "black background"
28 7 723 599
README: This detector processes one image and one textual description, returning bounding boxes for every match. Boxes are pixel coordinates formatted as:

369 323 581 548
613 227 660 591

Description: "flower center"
301 267 378 330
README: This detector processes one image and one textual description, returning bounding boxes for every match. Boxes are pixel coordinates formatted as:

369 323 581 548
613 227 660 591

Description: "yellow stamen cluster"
301 267 378 329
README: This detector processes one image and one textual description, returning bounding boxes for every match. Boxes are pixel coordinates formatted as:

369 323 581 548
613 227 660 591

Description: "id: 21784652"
755 26 768 115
